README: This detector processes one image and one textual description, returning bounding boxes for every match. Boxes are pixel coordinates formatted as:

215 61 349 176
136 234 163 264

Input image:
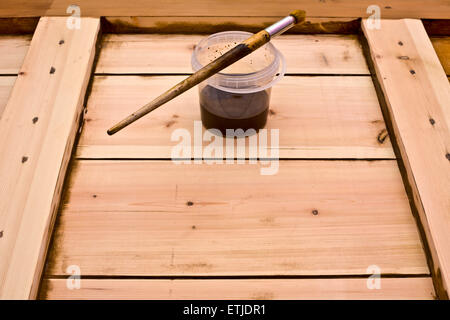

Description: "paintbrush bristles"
290 10 306 24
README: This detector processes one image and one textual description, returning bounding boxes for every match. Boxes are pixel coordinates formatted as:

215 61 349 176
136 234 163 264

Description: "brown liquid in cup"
199 85 271 134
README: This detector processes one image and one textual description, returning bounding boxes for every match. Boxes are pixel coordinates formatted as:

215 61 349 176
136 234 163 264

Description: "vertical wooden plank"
362 19 450 299
0 17 100 299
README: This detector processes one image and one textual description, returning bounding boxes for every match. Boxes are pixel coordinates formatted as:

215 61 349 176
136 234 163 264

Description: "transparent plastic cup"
191 31 286 134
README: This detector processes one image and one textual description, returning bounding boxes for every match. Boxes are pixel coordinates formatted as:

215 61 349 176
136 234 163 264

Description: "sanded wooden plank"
96 34 369 75
0 1 449 18
0 77 15 118
431 37 450 75
363 19 450 299
46 160 428 277
0 17 100 299
78 76 393 159
0 35 31 74
40 278 435 300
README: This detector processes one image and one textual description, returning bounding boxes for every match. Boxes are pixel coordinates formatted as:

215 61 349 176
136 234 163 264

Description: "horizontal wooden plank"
78 75 393 159
96 34 369 75
363 19 450 299
431 37 450 75
0 17 100 299
40 278 435 300
0 1 449 18
79 76 393 159
45 160 428 277
0 35 31 74
0 76 15 118
103 16 360 34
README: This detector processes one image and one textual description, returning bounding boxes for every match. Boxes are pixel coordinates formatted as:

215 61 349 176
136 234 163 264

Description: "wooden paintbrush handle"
107 11 305 135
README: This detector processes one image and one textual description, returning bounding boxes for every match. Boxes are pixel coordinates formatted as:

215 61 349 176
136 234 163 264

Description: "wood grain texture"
0 1 449 18
0 17 100 299
96 34 369 75
45 160 428 277
40 278 435 300
0 35 31 74
78 76 393 159
431 37 450 76
363 19 450 299
0 77 15 118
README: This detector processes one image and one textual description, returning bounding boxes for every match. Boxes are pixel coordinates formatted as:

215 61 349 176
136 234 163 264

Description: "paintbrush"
107 10 306 135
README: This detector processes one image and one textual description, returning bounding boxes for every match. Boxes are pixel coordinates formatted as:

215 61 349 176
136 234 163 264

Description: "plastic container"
191 31 286 134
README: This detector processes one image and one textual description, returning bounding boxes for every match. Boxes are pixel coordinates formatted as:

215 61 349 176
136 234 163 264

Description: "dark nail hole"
312 209 319 216
18 71 25 75
429 118 435 125
32 117 38 124
21 156 28 163
0 230 3 238
410 69 416 75
59 40 65 45
192 225 196 229
446 153 450 161
398 41 403 46
92 194 97 198
50 67 56 74
186 201 194 206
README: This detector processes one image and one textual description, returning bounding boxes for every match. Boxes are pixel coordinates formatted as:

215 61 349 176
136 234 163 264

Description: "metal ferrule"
264 15 296 37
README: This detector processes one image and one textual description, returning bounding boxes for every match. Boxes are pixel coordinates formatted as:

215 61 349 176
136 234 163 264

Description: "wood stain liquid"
192 31 284 134
199 85 271 134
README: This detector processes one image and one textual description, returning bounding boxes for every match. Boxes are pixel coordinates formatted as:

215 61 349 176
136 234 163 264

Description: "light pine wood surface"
20 17 444 299
0 17 100 299
0 35 31 74
363 18 450 299
0 36 30 117
40 278 435 300
0 77 15 118
78 75 393 159
45 160 428 277
96 34 370 75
